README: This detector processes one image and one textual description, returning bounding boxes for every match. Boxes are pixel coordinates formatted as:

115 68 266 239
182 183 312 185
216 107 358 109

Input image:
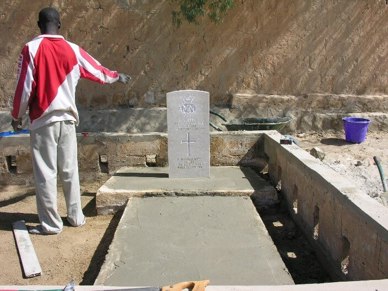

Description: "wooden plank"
12 220 42 278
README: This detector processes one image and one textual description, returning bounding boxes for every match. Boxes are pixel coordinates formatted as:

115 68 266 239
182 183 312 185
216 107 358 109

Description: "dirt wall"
0 0 387 110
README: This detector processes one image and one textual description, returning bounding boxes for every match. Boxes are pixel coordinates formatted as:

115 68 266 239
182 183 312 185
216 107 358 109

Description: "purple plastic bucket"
342 117 370 143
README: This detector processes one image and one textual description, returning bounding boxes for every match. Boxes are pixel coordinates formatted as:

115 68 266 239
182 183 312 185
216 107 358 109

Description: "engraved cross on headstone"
181 132 196 157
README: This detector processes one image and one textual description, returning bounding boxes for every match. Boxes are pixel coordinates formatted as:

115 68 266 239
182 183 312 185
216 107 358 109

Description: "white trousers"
30 120 85 233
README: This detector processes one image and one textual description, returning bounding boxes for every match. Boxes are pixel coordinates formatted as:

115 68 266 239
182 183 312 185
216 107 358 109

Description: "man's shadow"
0 191 39 231
0 212 40 231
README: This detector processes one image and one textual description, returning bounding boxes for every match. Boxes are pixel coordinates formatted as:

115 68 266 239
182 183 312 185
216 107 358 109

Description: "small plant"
171 0 234 27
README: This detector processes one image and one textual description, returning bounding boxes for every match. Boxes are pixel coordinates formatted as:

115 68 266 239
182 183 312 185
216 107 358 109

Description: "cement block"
263 132 388 281
96 166 277 215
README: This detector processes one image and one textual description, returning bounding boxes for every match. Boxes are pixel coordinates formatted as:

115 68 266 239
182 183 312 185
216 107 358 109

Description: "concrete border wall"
263 131 388 281
0 131 263 187
2 281 388 291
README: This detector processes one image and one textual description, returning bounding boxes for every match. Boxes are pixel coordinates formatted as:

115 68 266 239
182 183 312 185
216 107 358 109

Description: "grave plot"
95 90 292 286
95 195 293 287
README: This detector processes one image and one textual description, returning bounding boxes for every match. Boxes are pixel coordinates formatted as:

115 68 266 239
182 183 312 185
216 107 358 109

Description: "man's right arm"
78 47 118 83
11 45 34 129
76 46 131 84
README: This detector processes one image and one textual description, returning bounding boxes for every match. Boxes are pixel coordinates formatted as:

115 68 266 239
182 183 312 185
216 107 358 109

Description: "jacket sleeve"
11 45 35 120
77 47 119 84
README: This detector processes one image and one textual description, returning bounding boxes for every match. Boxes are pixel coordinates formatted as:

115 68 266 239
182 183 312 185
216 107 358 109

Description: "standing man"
11 7 131 234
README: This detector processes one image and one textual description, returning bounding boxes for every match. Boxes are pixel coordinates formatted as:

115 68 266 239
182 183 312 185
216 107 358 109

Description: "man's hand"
118 73 131 84
11 118 22 131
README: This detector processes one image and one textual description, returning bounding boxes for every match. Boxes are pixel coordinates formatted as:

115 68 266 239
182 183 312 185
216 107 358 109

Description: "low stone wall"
228 94 388 133
0 131 264 187
264 131 388 281
2 95 388 134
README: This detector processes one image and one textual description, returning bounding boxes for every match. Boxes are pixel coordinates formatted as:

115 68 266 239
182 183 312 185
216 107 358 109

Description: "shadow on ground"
80 198 123 285
253 174 332 284
320 138 349 146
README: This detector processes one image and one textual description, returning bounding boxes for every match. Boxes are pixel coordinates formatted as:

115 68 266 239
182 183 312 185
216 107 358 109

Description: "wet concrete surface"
95 196 294 286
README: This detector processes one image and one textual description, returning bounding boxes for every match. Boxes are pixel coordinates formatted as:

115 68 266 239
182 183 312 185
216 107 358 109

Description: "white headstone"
167 90 210 178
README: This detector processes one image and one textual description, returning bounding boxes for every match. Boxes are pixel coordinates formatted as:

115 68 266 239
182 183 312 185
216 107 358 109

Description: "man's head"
37 7 61 34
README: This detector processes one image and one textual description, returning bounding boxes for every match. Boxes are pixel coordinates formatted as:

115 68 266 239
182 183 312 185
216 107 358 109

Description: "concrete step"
96 166 277 215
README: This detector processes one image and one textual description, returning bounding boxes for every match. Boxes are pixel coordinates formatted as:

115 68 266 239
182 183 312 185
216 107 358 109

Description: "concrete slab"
4 280 388 290
95 196 294 286
96 166 278 215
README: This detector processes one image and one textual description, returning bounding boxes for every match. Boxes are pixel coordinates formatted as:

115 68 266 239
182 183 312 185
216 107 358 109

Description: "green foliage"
171 0 234 27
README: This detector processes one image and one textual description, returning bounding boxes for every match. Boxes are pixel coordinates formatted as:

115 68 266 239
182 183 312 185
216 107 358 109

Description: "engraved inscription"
176 119 205 130
177 157 204 169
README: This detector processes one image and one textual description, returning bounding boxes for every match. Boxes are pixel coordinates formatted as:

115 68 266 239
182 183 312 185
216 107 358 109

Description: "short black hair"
38 7 60 26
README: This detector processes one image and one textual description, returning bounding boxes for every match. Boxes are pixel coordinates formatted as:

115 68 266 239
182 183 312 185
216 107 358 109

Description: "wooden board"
12 220 42 278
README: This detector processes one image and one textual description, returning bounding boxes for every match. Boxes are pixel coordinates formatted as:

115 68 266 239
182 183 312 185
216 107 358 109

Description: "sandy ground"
0 130 387 286
297 131 388 203
0 186 120 286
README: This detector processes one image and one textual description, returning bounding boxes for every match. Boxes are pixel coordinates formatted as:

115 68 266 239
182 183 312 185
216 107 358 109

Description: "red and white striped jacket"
12 34 119 130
